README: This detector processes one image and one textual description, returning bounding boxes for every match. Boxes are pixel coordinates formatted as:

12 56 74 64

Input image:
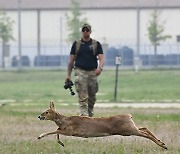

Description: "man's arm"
98 54 104 70
95 54 104 76
66 55 75 81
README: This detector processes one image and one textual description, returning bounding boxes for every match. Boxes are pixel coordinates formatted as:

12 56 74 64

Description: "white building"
0 0 180 67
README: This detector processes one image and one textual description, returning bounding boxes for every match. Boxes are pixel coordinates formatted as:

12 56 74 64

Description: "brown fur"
37 100 167 149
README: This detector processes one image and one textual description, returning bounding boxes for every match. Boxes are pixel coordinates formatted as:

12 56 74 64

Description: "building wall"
3 8 180 58
7 8 180 44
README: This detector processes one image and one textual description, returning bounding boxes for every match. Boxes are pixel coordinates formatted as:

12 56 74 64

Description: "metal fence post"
114 56 121 102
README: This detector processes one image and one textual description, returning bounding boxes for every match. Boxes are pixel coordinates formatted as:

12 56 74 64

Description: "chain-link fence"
0 43 180 69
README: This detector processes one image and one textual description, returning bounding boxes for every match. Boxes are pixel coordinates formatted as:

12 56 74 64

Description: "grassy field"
0 104 179 154
0 69 180 103
0 69 179 153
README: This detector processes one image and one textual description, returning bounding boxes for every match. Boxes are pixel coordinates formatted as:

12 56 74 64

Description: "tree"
0 11 14 68
66 0 88 43
147 10 171 67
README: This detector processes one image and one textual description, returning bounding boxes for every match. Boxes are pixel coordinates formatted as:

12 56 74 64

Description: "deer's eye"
46 111 49 114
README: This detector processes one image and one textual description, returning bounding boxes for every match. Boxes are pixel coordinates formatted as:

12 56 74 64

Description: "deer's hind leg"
139 127 164 143
136 129 168 150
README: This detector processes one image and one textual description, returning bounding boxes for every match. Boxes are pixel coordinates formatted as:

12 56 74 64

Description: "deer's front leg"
38 129 60 139
57 134 64 147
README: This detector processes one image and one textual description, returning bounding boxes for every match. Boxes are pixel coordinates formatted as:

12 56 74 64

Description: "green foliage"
66 0 88 42
147 10 171 46
147 10 171 67
0 11 14 43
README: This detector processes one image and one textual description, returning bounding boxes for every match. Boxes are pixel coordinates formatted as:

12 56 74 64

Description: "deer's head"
38 100 56 121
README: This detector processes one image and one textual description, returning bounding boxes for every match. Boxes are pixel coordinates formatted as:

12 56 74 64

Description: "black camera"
64 80 75 96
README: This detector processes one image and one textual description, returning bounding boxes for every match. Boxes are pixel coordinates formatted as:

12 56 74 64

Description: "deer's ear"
50 100 55 110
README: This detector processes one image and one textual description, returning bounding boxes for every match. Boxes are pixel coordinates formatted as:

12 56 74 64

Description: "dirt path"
95 103 180 108
0 99 180 108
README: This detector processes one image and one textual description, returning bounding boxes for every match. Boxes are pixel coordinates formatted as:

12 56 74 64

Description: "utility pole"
17 0 22 70
37 10 41 56
60 17 63 66
136 0 140 58
135 0 141 73
37 10 41 67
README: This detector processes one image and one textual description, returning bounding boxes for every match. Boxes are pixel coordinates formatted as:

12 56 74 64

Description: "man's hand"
65 76 71 82
95 67 102 76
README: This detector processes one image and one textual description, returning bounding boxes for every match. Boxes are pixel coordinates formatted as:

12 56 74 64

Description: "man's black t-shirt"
70 38 103 70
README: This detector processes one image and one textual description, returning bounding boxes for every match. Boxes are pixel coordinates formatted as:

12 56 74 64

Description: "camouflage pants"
74 68 98 117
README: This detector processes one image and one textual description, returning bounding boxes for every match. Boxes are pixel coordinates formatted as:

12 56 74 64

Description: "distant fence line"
0 43 180 69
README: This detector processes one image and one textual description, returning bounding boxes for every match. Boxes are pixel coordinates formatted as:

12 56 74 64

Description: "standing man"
66 23 104 117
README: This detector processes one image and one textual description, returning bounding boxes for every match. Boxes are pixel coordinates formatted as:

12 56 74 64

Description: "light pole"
60 17 64 66
60 17 63 54
37 10 41 56
135 0 141 72
17 0 22 70
136 0 140 58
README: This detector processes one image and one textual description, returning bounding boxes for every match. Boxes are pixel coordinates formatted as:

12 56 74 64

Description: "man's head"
81 23 91 39
82 23 91 32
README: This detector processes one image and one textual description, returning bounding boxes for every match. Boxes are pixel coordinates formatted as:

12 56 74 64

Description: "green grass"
99 69 180 101
1 139 176 154
134 113 180 122
0 69 180 153
0 69 180 103
0 104 180 154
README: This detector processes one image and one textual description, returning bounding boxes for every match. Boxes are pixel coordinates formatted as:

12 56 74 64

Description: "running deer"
37 100 167 149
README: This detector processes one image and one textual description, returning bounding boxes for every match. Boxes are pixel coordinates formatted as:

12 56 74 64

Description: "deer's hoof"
58 141 64 147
